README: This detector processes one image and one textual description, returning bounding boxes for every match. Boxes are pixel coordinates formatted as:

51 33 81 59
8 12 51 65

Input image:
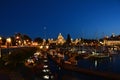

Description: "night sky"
0 0 120 39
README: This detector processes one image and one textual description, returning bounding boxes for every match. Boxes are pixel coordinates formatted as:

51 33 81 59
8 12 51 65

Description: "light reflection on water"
76 54 120 73
94 60 98 68
48 54 120 80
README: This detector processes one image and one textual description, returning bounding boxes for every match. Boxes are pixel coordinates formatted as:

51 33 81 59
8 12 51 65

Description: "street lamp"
0 37 2 58
6 38 11 54
16 36 20 46
6 38 11 48
46 45 49 49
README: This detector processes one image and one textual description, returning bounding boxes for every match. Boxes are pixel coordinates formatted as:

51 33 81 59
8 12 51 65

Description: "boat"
84 52 109 59
48 52 120 80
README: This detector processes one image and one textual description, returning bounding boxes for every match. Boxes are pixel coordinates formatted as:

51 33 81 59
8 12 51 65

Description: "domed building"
56 33 65 45
47 33 66 45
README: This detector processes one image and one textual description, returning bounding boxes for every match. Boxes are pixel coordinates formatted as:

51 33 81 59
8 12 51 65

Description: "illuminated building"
56 33 65 45
104 34 120 46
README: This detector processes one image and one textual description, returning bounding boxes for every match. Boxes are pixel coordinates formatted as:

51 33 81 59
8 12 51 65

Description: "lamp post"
6 38 11 54
6 38 11 48
16 36 19 46
0 37 2 58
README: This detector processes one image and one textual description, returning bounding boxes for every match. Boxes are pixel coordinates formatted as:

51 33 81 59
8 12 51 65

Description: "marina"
1 0 120 80
47 46 120 80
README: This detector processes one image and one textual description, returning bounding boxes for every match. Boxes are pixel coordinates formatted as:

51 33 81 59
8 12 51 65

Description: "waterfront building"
104 34 120 46
47 33 66 45
71 38 81 45
56 33 65 45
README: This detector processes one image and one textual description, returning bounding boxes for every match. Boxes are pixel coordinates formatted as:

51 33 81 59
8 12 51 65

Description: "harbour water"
48 53 120 80
77 54 120 73
1 48 120 80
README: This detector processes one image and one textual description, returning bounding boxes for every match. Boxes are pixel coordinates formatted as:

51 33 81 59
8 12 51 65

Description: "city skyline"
0 0 120 39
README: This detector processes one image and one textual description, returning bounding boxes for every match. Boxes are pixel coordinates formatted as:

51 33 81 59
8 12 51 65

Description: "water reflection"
109 57 112 62
48 53 120 80
94 60 98 68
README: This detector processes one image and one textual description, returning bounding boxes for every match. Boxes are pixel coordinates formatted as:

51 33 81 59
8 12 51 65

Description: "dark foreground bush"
4 47 37 69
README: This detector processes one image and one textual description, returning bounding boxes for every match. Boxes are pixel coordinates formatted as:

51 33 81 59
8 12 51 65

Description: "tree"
1 37 6 45
5 47 37 68
46 39 49 44
66 34 71 45
23 34 32 41
34 37 43 44
10 36 16 46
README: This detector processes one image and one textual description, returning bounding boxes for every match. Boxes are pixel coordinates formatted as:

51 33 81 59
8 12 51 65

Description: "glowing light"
16 36 19 39
0 37 2 44
46 45 49 49
32 42 38 46
43 65 48 68
34 52 41 56
95 60 98 68
43 75 49 79
42 69 50 72
51 75 54 79
100 41 103 44
40 45 43 49
43 59 48 62
6 38 11 43
27 59 34 63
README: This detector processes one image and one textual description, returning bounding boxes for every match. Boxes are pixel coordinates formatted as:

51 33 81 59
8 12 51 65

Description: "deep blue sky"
0 0 120 39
